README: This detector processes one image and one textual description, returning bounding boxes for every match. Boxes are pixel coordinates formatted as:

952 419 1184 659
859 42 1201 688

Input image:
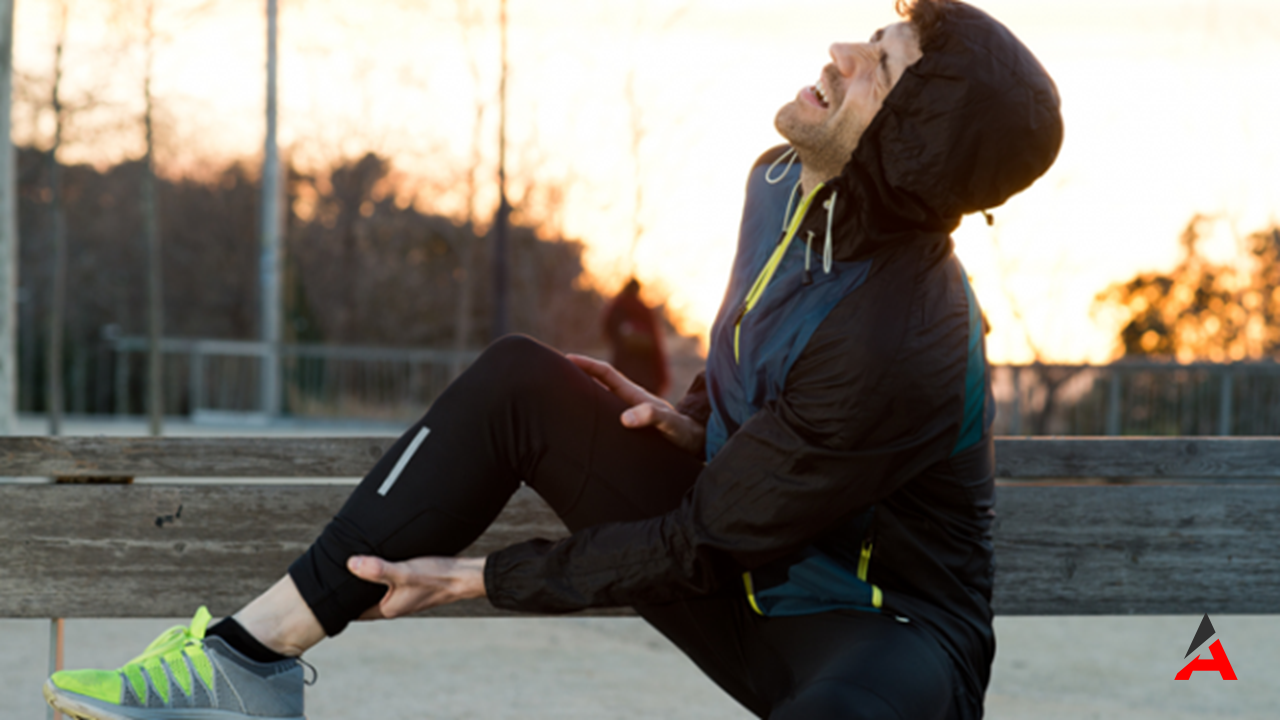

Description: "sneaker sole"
44 680 305 720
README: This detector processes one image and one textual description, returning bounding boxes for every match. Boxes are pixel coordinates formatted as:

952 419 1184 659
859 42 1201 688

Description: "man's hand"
567 354 705 455
347 555 486 620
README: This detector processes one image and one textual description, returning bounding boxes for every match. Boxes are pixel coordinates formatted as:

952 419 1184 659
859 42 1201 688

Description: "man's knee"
468 334 570 396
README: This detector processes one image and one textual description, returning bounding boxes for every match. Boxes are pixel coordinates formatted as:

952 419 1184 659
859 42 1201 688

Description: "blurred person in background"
603 277 669 396
43 1 1060 719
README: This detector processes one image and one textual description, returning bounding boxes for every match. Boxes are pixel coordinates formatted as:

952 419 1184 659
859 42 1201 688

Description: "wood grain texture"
0 485 572 618
4 483 1279 617
0 436 392 478
993 485 1280 614
994 437 1280 479
7 436 1280 479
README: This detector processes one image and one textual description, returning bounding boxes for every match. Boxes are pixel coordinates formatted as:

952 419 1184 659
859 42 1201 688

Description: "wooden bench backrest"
2 437 1277 617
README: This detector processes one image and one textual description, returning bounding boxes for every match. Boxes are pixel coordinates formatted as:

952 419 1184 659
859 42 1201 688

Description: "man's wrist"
453 557 488 600
678 413 707 455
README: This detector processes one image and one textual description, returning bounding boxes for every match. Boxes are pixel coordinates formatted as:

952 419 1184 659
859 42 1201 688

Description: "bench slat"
993 484 1280 614
994 437 1280 479
6 436 1280 479
3 484 1277 618
0 485 564 619
0 436 392 478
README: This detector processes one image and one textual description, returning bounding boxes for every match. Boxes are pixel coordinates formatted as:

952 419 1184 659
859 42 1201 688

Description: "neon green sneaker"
42 607 306 720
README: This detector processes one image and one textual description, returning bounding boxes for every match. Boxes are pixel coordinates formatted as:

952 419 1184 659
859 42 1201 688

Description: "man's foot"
42 607 306 720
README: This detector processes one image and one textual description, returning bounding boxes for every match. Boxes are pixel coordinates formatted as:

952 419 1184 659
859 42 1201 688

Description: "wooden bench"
2 436 1279 620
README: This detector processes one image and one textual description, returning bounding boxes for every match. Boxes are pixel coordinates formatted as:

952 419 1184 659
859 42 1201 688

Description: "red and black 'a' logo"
1175 614 1237 680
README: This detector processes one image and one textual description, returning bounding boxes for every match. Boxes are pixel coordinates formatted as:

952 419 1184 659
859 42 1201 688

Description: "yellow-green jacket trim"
734 182 825 363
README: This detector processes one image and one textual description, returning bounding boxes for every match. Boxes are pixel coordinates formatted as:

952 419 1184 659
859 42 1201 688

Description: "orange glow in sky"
14 0 1280 362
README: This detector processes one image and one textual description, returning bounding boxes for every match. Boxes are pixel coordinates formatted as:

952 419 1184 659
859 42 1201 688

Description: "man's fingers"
620 403 702 454
622 402 665 428
566 354 616 385
568 354 624 390
566 353 603 373
379 592 415 619
566 354 612 390
357 607 385 620
620 403 647 427
348 555 394 585
346 556 479 619
567 354 651 405
623 403 681 439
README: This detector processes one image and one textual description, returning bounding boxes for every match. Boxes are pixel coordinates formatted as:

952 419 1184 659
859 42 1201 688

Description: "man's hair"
895 0 958 48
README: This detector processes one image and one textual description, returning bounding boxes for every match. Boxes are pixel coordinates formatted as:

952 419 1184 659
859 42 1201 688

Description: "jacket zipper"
857 539 874 581
733 182 826 363
857 531 883 609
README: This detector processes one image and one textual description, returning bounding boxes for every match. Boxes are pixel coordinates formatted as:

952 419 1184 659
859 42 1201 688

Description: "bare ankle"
233 575 327 657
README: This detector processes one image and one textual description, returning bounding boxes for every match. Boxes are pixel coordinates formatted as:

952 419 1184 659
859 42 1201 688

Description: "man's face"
775 22 924 173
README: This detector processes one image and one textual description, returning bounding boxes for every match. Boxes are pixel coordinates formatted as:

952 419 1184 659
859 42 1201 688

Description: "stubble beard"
774 101 860 184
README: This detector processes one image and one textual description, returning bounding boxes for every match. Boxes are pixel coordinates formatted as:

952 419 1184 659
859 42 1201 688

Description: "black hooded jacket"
485 2 1062 715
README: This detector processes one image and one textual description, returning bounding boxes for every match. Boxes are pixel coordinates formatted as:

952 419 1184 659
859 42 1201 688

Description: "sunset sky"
12 0 1280 363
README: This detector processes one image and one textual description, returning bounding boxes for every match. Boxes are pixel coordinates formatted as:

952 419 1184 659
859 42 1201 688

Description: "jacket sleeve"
674 371 711 426
485 262 968 612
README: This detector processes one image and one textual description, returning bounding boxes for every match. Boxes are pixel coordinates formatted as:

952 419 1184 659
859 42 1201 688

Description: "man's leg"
284 334 777 715
41 336 698 720
285 334 706 637
638 605 961 719
764 611 959 720
287 335 964 719
44 335 764 719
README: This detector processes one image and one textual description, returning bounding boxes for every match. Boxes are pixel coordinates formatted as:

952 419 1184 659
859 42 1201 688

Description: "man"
44 1 1061 718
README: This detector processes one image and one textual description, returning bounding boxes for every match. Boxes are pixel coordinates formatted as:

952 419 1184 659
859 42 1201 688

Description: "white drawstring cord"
803 231 815 285
764 147 798 185
780 181 801 234
822 190 838 274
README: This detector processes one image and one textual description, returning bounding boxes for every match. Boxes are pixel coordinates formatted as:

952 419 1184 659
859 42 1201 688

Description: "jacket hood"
833 1 1064 256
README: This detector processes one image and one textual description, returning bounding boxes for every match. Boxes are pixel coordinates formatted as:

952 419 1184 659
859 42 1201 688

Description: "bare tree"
141 0 163 435
46 0 69 436
449 0 490 377
41 10 70 715
261 0 283 416
490 0 510 340
620 0 693 273
609 0 698 317
624 69 645 273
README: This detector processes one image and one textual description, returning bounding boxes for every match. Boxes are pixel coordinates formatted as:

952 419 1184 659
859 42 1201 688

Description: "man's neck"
795 151 842 197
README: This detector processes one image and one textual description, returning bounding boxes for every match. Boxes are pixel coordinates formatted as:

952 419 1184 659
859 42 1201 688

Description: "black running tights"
288 335 958 719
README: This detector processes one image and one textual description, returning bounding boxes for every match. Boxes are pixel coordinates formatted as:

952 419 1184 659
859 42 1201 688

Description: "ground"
3 615 1277 719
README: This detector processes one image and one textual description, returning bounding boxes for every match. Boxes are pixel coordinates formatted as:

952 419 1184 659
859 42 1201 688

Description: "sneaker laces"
125 606 212 667
297 657 319 686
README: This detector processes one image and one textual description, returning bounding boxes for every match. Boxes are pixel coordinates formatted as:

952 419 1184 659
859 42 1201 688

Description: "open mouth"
811 79 831 108
802 71 835 110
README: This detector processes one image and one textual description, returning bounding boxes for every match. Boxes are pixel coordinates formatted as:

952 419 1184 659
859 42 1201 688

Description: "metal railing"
108 337 483 422
991 361 1280 436
32 337 1280 433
